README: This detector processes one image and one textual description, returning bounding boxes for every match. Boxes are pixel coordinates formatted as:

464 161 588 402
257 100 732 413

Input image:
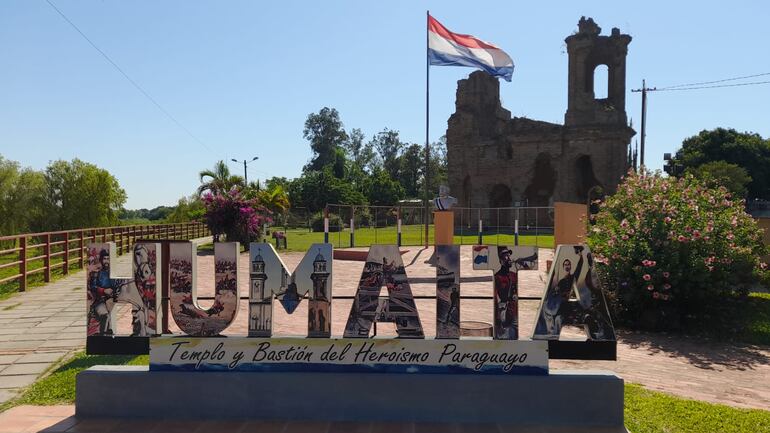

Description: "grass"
0 250 86 301
686 292 770 346
743 292 770 345
719 292 770 346
2 352 768 432
625 383 770 433
0 352 148 412
224 225 555 253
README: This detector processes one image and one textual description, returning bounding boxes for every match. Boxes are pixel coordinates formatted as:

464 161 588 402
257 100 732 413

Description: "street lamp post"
231 157 259 187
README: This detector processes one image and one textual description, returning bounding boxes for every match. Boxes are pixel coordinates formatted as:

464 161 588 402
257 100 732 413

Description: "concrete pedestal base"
76 366 624 429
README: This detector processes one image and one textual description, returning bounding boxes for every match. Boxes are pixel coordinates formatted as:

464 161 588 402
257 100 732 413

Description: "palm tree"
257 185 291 216
198 161 244 196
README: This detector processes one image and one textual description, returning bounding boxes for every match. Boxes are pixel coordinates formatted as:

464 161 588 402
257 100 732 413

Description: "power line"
657 72 770 90
653 80 770 92
44 0 214 153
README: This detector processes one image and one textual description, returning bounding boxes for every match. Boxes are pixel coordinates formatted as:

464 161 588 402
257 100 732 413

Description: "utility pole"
631 80 657 168
231 156 259 187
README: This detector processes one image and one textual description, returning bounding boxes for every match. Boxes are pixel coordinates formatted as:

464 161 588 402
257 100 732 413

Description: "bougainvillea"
587 170 768 330
202 188 272 246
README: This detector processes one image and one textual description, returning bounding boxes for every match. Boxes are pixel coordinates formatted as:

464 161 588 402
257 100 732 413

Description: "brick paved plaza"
0 243 768 432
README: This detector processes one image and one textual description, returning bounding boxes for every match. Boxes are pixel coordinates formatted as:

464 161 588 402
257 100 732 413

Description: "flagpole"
424 9 430 248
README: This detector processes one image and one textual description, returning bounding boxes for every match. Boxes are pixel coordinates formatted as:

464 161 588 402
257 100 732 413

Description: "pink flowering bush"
587 170 768 330
202 189 272 246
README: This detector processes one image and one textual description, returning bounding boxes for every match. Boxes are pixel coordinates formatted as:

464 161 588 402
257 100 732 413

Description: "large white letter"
169 242 239 337
436 245 461 339
86 242 162 336
532 245 615 341
248 243 333 337
343 245 424 338
472 245 538 340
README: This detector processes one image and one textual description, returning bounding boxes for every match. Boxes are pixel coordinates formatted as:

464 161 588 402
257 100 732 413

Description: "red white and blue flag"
428 15 514 82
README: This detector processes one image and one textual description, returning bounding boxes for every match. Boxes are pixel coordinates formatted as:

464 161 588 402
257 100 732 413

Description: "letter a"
344 245 424 338
532 245 615 341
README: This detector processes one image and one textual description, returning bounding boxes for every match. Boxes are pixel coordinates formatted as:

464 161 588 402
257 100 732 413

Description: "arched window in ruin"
489 184 513 229
593 64 609 99
489 184 512 208
462 175 472 208
575 155 603 200
524 152 557 207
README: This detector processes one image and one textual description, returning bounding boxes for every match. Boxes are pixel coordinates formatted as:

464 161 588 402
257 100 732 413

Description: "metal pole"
514 219 519 246
424 10 431 248
640 79 647 168
244 160 248 186
478 209 483 245
323 206 329 244
397 207 402 247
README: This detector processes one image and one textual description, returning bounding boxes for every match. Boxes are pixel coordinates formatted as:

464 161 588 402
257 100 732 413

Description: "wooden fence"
0 222 210 293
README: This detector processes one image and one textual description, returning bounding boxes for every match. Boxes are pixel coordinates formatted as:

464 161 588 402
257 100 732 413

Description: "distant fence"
323 204 554 248
0 222 210 293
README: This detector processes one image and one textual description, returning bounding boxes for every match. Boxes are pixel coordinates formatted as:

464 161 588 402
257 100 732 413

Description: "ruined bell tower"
565 17 632 127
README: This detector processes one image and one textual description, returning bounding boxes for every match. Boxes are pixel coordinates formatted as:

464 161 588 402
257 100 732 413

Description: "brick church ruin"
446 17 636 211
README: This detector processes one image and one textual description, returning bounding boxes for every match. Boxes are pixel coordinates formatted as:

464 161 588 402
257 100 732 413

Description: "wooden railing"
0 222 210 293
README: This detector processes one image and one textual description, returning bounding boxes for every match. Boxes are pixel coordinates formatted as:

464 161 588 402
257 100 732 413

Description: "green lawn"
2 352 768 432
0 352 148 412
0 247 87 301
273 225 554 251
692 292 770 346
625 383 770 433
743 293 770 345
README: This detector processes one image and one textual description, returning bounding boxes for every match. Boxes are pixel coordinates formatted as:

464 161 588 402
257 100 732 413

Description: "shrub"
587 170 768 330
310 212 343 232
202 189 272 246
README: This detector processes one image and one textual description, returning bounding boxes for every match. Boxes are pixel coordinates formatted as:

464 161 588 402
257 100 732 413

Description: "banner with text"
150 337 548 375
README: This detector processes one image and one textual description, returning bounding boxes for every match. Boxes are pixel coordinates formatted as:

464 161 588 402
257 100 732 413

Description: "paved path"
0 405 626 433
0 237 212 405
1 243 768 411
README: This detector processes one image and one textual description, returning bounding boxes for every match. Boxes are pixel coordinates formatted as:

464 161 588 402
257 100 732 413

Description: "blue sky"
1 1 768 209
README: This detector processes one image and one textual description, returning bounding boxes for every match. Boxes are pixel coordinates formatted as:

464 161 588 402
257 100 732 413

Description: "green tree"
672 128 770 200
257 185 291 216
288 167 366 212
366 168 405 206
0 156 46 235
265 176 290 192
399 143 422 198
370 129 404 178
303 107 348 173
198 160 244 196
166 195 205 223
686 161 752 198
344 128 375 170
421 137 448 198
42 159 126 230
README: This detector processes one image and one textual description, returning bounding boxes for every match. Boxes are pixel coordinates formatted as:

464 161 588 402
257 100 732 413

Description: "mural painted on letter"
435 245 461 339
473 245 537 340
344 245 424 338
169 242 239 337
248 243 333 337
86 242 161 337
532 245 615 341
